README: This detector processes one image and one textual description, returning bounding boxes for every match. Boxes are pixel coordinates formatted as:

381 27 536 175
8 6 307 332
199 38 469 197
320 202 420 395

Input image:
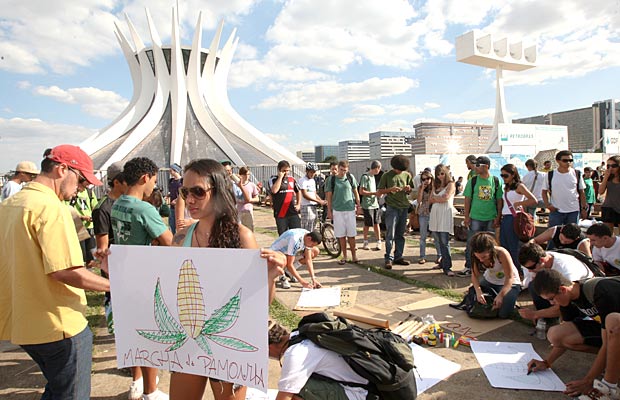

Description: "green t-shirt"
463 175 503 221
378 170 413 209
467 170 477 181
359 174 378 210
67 188 99 230
584 178 596 204
111 195 168 245
326 174 358 212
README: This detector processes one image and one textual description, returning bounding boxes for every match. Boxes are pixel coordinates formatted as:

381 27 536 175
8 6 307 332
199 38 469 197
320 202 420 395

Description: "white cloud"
16 81 31 89
350 105 386 117
0 117 96 172
32 85 129 119
442 108 518 123
258 77 418 110
229 59 329 88
372 119 414 133
424 102 440 109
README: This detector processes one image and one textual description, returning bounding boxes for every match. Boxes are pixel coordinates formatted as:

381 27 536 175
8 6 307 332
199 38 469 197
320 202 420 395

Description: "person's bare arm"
464 196 472 228
50 267 110 292
578 239 592 258
532 227 555 246
271 173 284 194
516 183 537 208
155 230 173 246
275 391 296 400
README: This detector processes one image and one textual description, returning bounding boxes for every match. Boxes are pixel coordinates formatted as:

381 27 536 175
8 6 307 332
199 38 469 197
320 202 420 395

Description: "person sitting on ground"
532 223 591 256
517 242 593 323
271 228 322 289
527 269 619 399
469 232 522 319
586 223 620 276
268 321 370 400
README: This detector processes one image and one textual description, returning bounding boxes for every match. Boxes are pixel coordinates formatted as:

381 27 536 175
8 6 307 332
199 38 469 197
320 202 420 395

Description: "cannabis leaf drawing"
137 259 258 355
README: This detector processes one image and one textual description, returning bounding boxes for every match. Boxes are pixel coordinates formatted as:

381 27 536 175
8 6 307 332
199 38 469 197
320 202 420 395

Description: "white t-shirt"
523 251 594 288
279 337 368 399
542 169 585 213
522 170 546 201
1 180 22 201
298 176 319 206
592 236 620 272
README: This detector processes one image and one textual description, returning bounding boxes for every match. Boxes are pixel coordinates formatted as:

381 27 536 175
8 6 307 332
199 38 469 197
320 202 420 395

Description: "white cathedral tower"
81 8 303 169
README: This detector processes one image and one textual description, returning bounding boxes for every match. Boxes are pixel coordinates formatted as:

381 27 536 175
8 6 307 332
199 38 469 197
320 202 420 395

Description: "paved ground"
0 206 595 399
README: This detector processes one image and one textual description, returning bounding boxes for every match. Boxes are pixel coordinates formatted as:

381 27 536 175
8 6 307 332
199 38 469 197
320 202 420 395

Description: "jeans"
547 210 579 229
21 326 93 400
500 214 522 270
169 206 176 234
384 205 408 261
526 200 545 219
465 219 495 270
418 215 431 259
275 214 301 235
479 278 521 319
433 231 452 273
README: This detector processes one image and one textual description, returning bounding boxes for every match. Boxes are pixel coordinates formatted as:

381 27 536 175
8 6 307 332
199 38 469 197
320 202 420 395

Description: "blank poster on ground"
410 344 461 395
295 286 341 309
471 341 565 391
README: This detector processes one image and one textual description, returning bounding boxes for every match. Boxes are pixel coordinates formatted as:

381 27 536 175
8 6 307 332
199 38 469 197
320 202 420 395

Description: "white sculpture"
456 31 537 153
81 8 303 169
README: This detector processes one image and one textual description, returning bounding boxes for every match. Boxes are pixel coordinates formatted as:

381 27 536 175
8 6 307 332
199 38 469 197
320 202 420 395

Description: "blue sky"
1 0 619 172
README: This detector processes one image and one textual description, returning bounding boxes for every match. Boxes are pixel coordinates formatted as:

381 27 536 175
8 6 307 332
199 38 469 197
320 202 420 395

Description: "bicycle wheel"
321 222 341 258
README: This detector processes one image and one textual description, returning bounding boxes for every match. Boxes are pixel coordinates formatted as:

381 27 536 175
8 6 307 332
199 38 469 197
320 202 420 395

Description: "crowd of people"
1 147 620 400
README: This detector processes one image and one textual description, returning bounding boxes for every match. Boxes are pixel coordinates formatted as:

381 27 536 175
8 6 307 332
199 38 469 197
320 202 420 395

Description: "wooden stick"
393 320 417 335
332 310 390 328
400 321 423 338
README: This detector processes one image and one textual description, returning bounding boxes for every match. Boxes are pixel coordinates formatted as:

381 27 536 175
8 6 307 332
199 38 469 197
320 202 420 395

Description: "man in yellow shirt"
0 144 110 400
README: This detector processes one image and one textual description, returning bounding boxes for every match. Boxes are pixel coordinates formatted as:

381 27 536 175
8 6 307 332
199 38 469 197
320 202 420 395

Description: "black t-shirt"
92 195 114 242
552 225 586 249
561 278 620 329
269 175 300 218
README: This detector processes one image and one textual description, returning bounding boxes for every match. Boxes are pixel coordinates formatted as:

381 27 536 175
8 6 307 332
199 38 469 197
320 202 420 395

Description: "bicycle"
315 206 341 258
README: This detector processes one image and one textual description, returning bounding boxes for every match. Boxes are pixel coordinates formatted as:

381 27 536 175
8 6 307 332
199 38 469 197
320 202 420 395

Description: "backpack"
551 248 606 277
449 286 499 319
469 175 500 201
547 169 581 195
314 174 326 200
581 276 620 304
330 172 355 195
288 312 417 400
358 173 369 198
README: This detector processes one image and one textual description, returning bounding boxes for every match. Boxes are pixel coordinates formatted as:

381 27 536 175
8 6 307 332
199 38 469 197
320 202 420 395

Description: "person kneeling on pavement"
271 228 322 289
268 322 370 400
527 269 619 399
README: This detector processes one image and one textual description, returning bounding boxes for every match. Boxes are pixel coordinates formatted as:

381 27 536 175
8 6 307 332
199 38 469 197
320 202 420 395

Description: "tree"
323 155 338 164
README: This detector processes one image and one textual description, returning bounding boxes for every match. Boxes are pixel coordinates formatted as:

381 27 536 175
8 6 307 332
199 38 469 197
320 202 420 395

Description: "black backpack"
551 248 606 277
288 312 417 400
449 286 499 319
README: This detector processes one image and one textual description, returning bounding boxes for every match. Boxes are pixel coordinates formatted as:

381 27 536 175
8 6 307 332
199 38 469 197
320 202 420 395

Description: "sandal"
351 259 361 264
338 259 346 265
445 271 455 277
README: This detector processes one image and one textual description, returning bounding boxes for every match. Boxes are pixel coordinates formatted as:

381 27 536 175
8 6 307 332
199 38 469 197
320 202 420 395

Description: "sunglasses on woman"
500 173 510 179
607 163 619 169
180 186 212 200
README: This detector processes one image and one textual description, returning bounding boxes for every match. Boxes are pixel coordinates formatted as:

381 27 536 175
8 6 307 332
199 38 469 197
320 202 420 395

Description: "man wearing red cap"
0 145 110 399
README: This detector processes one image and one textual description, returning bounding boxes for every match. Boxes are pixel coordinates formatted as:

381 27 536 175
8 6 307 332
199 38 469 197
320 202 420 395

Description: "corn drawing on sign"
137 259 258 355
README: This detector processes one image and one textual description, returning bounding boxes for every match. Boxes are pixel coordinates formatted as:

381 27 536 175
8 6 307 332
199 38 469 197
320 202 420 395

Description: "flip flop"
338 259 346 265
351 259 361 264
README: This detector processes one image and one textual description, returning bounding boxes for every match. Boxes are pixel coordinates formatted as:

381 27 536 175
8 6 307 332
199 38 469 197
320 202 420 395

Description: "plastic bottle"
536 319 547 340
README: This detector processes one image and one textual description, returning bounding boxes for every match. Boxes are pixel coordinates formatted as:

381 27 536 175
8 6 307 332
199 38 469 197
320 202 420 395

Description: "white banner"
603 129 620 154
109 245 268 390
498 123 568 152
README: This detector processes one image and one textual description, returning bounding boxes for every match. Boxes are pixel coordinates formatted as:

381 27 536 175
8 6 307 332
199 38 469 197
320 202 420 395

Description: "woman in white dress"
429 164 456 276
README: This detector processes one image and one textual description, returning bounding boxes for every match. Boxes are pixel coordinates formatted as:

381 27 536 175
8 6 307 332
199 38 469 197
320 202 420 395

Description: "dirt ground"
0 206 595 399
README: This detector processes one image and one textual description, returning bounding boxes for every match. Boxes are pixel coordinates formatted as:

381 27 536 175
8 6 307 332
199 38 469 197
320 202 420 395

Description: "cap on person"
475 156 491 167
306 162 319 171
170 163 182 174
107 161 124 182
15 161 39 175
466 155 477 163
46 144 102 186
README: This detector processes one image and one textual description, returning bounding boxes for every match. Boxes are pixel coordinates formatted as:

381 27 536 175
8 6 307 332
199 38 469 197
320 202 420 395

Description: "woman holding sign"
170 159 285 400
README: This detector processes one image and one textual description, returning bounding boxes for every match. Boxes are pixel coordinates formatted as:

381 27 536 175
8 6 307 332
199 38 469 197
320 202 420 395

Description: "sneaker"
362 241 370 250
418 258 426 265
456 269 472 277
375 240 383 251
142 390 169 400
394 258 410 266
384 261 393 270
128 378 143 400
284 270 297 283
279 275 291 289
578 380 620 400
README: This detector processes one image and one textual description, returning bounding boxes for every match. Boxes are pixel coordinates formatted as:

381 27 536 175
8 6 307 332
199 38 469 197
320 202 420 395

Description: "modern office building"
314 145 339 162
409 123 493 155
296 151 316 163
513 99 620 152
338 140 370 161
368 131 413 159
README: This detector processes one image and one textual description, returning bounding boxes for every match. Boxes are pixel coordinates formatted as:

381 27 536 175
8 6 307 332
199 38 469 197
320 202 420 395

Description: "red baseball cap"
47 145 103 186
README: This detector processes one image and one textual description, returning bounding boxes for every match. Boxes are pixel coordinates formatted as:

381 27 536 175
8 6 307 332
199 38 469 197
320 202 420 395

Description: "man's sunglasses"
180 186 212 200
68 167 87 184
475 163 488 167
607 163 619 169
560 158 574 163
524 261 540 270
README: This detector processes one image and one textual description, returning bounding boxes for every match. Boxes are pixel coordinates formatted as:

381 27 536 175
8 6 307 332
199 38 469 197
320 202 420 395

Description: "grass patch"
86 291 106 328
255 226 279 238
269 299 301 329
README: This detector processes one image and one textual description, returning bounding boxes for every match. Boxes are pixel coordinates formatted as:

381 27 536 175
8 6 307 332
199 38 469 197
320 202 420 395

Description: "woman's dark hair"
607 155 620 181
433 164 451 188
268 321 290 345
525 159 537 169
238 166 249 175
470 232 498 273
501 164 521 191
184 158 240 249
560 223 581 241
390 155 410 172
420 170 433 193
